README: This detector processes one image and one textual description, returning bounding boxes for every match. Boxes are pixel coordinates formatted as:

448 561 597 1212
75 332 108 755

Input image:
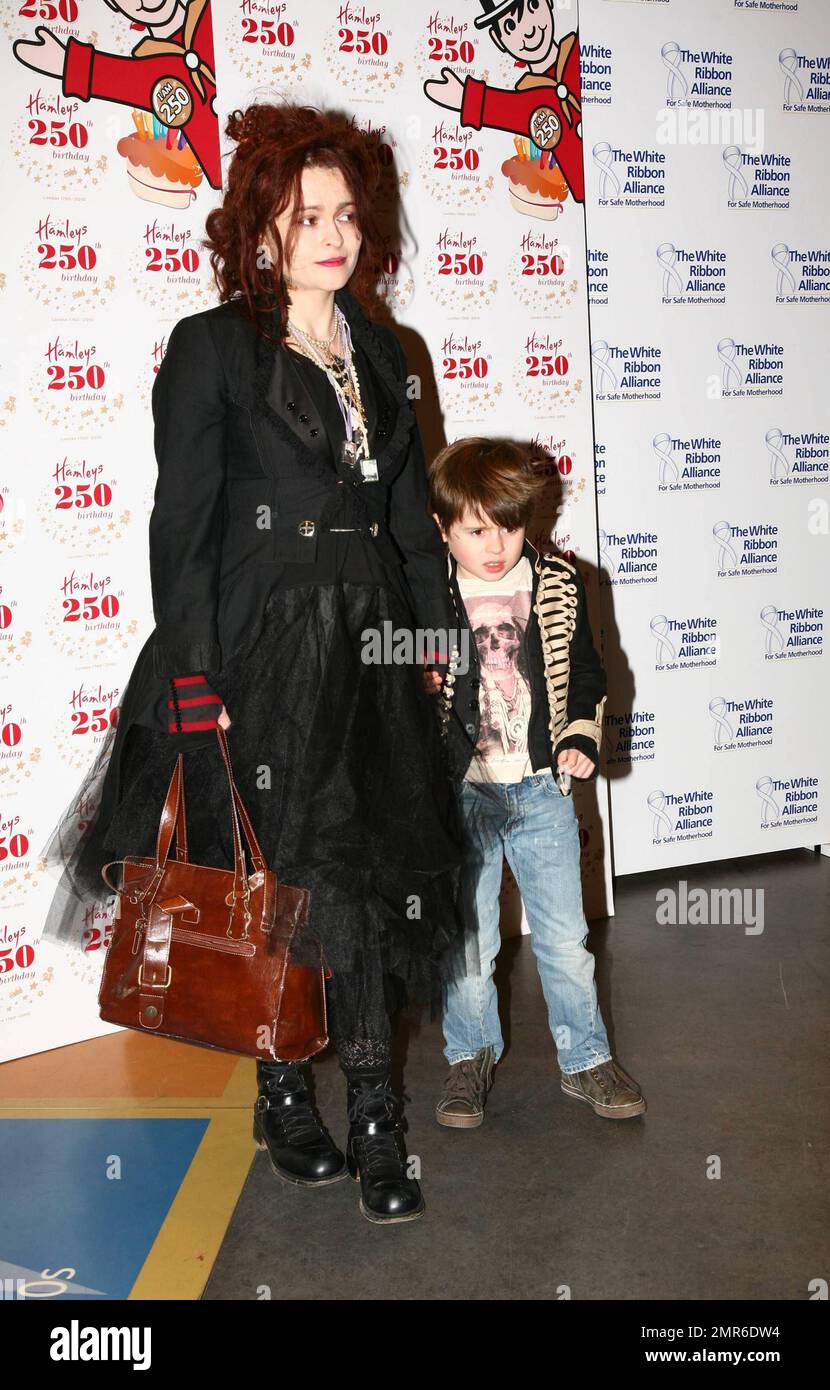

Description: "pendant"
340 438 363 484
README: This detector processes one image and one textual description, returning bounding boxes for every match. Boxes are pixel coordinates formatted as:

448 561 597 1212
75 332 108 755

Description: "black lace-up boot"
344 1071 425 1223
253 1059 347 1186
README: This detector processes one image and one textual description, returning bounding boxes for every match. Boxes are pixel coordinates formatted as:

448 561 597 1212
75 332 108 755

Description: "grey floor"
203 848 829 1300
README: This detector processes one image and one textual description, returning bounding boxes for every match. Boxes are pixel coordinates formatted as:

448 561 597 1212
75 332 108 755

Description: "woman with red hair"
40 103 466 1225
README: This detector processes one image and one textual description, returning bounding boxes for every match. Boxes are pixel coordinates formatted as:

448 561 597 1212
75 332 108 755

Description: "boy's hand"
557 747 594 780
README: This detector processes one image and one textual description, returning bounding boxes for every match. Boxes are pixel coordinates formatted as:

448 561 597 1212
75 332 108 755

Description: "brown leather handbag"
98 725 329 1062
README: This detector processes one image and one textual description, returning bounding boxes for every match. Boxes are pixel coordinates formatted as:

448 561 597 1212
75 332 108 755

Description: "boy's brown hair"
427 436 546 534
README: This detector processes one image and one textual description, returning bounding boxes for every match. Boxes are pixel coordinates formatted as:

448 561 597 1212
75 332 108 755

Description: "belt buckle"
137 962 172 989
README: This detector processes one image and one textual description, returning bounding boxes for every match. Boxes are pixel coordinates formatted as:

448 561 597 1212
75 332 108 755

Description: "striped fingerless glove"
167 673 223 734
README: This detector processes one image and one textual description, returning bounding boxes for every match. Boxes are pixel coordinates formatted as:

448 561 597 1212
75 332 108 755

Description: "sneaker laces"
443 1056 486 1107
587 1061 617 1095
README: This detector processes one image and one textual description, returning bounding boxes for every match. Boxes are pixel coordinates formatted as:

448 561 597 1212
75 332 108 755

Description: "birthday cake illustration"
117 111 203 208
502 137 569 220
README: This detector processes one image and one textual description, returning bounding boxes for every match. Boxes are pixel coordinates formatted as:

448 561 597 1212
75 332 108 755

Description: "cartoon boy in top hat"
13 0 220 190
424 0 584 203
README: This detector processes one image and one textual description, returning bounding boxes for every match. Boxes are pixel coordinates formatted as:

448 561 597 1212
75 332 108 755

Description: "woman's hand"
422 667 443 696
218 705 232 730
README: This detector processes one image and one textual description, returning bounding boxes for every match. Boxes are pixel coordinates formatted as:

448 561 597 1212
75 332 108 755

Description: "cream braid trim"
532 554 605 754
437 552 605 755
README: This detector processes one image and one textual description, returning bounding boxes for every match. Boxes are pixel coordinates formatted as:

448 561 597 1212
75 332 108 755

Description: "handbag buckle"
227 885 253 940
137 962 172 989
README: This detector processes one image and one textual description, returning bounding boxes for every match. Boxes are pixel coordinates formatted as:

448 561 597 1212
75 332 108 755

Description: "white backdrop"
6 0 826 1063
2 0 611 1061
581 0 829 873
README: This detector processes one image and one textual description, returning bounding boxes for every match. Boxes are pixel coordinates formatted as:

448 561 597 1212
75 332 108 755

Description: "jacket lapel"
250 287 412 486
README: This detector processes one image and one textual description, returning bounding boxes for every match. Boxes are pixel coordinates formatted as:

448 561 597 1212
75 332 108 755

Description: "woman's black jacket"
97 286 452 826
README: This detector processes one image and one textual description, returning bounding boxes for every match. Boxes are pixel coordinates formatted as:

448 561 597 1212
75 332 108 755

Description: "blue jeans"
442 771 611 1075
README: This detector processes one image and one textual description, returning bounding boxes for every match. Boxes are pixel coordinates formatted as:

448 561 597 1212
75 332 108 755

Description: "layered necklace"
286 305 375 480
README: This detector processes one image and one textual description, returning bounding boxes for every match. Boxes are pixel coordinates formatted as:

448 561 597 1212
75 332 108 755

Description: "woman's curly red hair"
204 102 387 342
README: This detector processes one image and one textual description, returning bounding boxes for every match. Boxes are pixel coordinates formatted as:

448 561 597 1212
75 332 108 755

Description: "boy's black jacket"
437 538 607 785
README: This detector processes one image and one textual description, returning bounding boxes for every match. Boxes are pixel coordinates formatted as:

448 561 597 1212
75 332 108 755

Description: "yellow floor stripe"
130 1057 257 1300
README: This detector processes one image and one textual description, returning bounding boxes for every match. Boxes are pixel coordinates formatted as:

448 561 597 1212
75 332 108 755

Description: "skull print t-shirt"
457 555 547 784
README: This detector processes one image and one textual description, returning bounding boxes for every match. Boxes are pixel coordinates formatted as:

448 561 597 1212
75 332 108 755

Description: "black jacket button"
299 413 309 423
469 699 478 710
286 400 296 410
465 722 476 735
309 427 319 437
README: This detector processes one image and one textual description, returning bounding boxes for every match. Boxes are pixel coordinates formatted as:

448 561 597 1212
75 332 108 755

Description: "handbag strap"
212 725 268 872
138 894 193 1029
102 728 270 921
156 729 266 874
172 750 189 862
152 726 266 918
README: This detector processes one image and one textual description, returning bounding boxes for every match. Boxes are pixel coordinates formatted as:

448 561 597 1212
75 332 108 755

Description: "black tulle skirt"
39 579 467 1041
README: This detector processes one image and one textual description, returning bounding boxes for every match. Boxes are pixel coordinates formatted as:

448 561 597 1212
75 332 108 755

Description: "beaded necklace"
286 306 374 477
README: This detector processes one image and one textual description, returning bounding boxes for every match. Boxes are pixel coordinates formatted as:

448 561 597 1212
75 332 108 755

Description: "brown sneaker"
435 1046 496 1128
560 1059 646 1119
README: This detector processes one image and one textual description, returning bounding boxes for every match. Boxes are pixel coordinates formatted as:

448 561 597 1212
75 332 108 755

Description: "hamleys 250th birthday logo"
129 218 216 313
424 225 497 311
222 3 313 88
323 4 405 97
508 228 578 312
44 567 138 663
420 119 494 213
31 334 124 437
514 331 582 411
35 454 131 552
437 331 502 418
531 431 590 511
22 212 116 316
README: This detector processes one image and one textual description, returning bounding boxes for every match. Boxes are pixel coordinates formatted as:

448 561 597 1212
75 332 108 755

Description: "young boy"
426 437 645 1125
